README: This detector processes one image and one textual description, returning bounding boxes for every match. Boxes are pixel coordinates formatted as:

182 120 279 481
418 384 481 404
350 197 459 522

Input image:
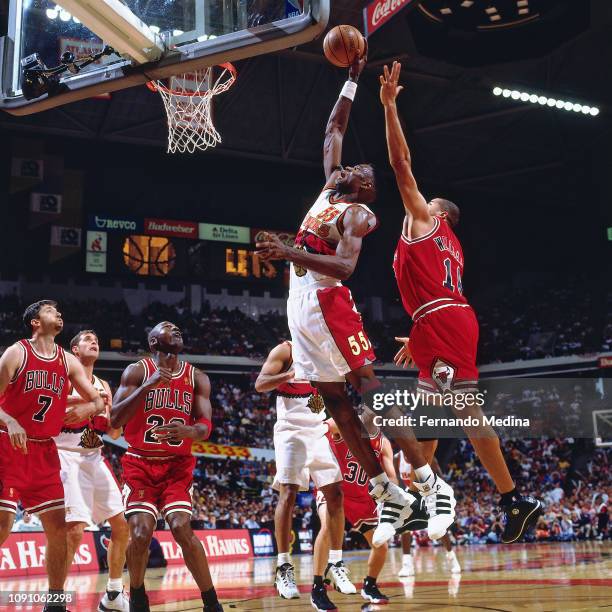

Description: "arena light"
492 86 600 117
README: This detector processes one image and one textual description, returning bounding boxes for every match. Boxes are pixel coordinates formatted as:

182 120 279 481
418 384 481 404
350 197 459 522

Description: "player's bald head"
430 198 460 227
147 321 183 354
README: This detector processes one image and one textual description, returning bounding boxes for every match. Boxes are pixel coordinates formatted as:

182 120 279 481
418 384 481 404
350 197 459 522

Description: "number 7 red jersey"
392 217 468 321
123 358 196 458
0 340 69 438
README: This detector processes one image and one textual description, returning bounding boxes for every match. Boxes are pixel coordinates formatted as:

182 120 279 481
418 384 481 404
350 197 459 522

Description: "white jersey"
290 189 377 292
399 450 412 483
54 374 107 454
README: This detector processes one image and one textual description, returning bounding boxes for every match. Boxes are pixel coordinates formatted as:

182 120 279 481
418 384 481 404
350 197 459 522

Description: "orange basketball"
323 25 366 68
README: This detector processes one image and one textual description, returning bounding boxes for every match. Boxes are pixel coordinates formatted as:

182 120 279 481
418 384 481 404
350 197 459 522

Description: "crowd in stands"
0 285 609 364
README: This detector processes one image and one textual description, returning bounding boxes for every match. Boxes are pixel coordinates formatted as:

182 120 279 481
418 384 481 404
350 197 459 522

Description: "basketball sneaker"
98 589 129 612
310 584 338 612
361 578 389 604
324 561 357 594
413 473 456 540
446 550 461 574
275 562 300 599
397 491 428 534
128 596 150 612
501 496 542 543
370 480 418 547
398 554 415 577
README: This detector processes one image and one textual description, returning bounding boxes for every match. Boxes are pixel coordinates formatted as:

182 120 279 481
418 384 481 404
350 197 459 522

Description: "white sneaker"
324 561 357 594
448 573 462 597
370 480 417 547
413 474 456 540
275 563 300 599
398 555 415 577
446 550 461 574
98 589 129 612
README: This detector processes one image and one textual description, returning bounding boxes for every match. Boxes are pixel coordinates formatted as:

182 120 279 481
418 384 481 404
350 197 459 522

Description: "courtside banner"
155 530 252 564
0 532 98 576
599 356 612 368
144 218 198 239
363 0 416 37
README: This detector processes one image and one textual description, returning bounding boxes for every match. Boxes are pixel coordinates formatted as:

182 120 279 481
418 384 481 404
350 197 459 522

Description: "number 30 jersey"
325 424 383 501
123 358 195 458
0 339 69 438
393 216 469 322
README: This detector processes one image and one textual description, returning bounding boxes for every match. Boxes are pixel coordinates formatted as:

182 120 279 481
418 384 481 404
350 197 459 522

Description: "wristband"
195 417 213 440
340 80 357 101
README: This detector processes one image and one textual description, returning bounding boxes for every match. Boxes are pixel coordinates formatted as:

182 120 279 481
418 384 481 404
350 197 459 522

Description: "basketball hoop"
147 63 237 154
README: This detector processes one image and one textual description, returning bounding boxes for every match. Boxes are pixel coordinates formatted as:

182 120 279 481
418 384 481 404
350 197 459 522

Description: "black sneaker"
397 491 428 534
361 580 389 604
310 584 338 611
501 496 542 543
129 594 150 612
204 603 224 612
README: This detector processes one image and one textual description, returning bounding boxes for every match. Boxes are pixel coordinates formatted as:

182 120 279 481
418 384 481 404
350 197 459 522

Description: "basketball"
323 25 366 68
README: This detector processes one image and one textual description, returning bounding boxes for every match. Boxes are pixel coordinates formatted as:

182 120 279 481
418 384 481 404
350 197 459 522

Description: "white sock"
446 550 456 558
414 464 434 483
369 473 389 487
328 549 342 564
403 553 413 563
107 578 123 592
277 552 291 567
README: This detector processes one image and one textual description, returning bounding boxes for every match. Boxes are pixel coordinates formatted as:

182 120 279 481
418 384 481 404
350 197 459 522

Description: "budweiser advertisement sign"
599 356 612 368
363 0 417 37
144 218 198 239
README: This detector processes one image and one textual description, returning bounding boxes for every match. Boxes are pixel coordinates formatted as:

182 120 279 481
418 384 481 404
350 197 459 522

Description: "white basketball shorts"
59 449 124 524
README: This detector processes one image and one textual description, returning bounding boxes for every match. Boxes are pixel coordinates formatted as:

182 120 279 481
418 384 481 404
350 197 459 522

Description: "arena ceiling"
1 0 611 203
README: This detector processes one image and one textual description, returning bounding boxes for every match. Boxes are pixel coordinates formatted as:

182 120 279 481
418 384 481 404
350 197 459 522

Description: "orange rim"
146 62 236 96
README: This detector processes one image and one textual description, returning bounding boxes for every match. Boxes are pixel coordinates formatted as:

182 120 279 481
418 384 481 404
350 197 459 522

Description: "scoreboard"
85 216 292 286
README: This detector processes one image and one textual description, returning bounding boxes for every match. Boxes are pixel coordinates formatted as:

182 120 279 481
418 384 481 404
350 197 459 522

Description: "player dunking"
54 330 129 612
256 49 456 547
379 61 541 542
0 300 104 612
255 341 354 612
111 321 221 612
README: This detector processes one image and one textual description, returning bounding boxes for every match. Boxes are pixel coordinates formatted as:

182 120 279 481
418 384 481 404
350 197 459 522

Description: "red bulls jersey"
0 339 69 438
393 217 469 320
124 358 196 458
326 426 383 501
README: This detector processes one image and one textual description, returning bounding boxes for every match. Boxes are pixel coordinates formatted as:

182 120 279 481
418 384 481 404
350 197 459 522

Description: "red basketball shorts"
287 284 376 382
409 305 479 393
344 495 378 534
0 432 64 515
122 453 195 521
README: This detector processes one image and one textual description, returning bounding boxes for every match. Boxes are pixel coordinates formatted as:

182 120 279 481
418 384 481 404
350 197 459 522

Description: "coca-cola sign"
363 0 416 37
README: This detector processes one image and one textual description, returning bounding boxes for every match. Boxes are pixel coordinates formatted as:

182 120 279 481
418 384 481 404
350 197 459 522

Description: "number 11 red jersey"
392 217 468 321
123 358 196 458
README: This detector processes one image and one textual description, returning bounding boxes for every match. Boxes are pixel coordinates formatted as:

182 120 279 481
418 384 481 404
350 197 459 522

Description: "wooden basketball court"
1 541 610 610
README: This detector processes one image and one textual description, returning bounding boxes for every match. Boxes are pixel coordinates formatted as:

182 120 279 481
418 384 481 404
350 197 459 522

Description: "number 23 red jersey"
123 358 196 458
0 339 69 438
393 216 468 320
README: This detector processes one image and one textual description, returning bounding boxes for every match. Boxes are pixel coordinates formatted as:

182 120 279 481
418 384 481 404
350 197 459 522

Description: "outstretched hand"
255 232 289 261
393 336 414 368
379 61 403 106
349 38 368 82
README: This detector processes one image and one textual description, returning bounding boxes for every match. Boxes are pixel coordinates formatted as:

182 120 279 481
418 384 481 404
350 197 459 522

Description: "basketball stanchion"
147 63 237 154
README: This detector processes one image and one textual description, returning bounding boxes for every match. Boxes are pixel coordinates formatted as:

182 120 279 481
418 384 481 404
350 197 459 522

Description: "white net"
148 64 236 154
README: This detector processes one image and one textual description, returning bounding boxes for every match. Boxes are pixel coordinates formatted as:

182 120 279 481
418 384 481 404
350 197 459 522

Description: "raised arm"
256 206 371 281
323 46 368 184
255 342 293 392
380 61 433 236
64 353 105 424
155 368 213 443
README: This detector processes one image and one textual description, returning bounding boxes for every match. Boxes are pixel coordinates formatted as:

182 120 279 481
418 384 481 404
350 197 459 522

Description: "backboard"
0 0 328 115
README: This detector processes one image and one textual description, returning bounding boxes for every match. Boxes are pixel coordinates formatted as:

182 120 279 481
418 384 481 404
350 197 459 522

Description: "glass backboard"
0 0 328 114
